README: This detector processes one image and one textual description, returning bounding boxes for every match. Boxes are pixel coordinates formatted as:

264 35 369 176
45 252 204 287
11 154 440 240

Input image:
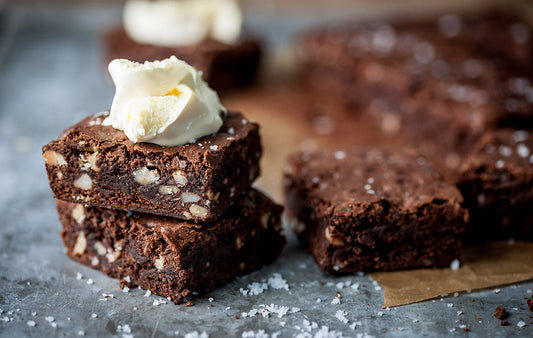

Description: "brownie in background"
105 28 262 92
299 12 533 170
457 129 533 242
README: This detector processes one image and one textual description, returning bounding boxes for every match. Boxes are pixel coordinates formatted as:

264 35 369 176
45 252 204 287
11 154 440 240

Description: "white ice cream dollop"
104 56 225 146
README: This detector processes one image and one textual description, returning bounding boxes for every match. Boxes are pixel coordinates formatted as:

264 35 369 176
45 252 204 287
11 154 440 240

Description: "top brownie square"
43 110 261 222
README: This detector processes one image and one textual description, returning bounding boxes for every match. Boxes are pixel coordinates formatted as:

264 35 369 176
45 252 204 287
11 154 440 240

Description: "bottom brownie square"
58 189 285 303
283 148 468 275
457 129 533 242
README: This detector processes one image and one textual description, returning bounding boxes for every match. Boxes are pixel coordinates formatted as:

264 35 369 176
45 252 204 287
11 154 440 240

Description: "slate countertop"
0 3 532 337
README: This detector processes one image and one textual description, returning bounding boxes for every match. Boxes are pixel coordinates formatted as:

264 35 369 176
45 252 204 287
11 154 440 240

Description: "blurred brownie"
283 148 468 275
58 188 285 303
105 28 261 92
43 111 261 222
299 12 533 168
457 129 533 241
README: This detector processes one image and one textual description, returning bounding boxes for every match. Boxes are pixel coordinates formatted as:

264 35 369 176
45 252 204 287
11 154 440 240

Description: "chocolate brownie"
457 129 533 242
299 12 533 168
43 110 261 222
104 28 262 92
58 188 285 303
283 148 468 275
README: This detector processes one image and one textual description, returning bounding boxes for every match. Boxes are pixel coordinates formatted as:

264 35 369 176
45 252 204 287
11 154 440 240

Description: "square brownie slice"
299 12 533 169
43 110 261 222
283 148 468 274
104 28 262 92
58 188 285 303
457 129 533 242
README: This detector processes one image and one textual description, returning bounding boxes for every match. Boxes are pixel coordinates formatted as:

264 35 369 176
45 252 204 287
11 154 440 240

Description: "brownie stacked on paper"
43 57 285 303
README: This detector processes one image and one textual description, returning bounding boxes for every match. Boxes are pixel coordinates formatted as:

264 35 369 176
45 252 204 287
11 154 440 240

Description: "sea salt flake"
27 320 36 327
335 310 349 324
91 313 97 319
45 316 54 322
334 151 346 160
268 273 289 291
331 297 341 305
447 303 454 308
144 290 152 297
499 146 512 157
86 278 94 285
209 145 218 151
517 321 526 328
494 289 501 294
517 144 530 158
450 259 460 270
76 272 83 280
118 324 132 333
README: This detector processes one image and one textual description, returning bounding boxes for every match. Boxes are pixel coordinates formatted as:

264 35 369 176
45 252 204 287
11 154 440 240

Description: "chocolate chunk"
494 305 508 320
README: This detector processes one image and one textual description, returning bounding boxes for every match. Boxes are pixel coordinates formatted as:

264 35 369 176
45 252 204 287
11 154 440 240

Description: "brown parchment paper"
369 241 533 308
225 81 533 311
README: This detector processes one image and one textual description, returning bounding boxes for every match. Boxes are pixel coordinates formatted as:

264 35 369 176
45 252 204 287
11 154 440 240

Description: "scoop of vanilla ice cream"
123 0 243 47
104 56 225 146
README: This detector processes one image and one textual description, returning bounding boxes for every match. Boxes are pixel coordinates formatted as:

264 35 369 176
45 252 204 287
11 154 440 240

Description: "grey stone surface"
1 4 532 338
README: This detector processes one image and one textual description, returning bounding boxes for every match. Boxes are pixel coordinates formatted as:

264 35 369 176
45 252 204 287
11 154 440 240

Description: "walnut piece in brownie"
299 12 533 169
43 110 261 222
104 28 261 92
283 147 468 274
457 129 533 242
58 188 285 303
494 305 509 320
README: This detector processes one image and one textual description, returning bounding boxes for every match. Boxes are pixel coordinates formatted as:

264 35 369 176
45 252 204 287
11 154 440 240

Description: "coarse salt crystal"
76 272 83 280
334 151 346 160
45 316 54 322
27 320 36 327
450 259 460 270
86 278 93 285
517 144 530 158
517 321 526 328
335 310 349 324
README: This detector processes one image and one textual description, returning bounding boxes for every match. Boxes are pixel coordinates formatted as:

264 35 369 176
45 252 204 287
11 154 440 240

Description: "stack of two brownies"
42 111 285 302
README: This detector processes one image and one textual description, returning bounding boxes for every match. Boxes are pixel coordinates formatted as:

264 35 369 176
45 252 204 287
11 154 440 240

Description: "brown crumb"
494 306 508 320
500 320 510 326
320 282 325 286
462 327 469 332
362 284 366 288
185 300 194 307
471 299 475 302
234 315 239 319
210 304 214 307
527 293 533 311
474 316 482 320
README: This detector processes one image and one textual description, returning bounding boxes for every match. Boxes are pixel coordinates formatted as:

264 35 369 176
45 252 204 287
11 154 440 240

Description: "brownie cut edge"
283 147 468 275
